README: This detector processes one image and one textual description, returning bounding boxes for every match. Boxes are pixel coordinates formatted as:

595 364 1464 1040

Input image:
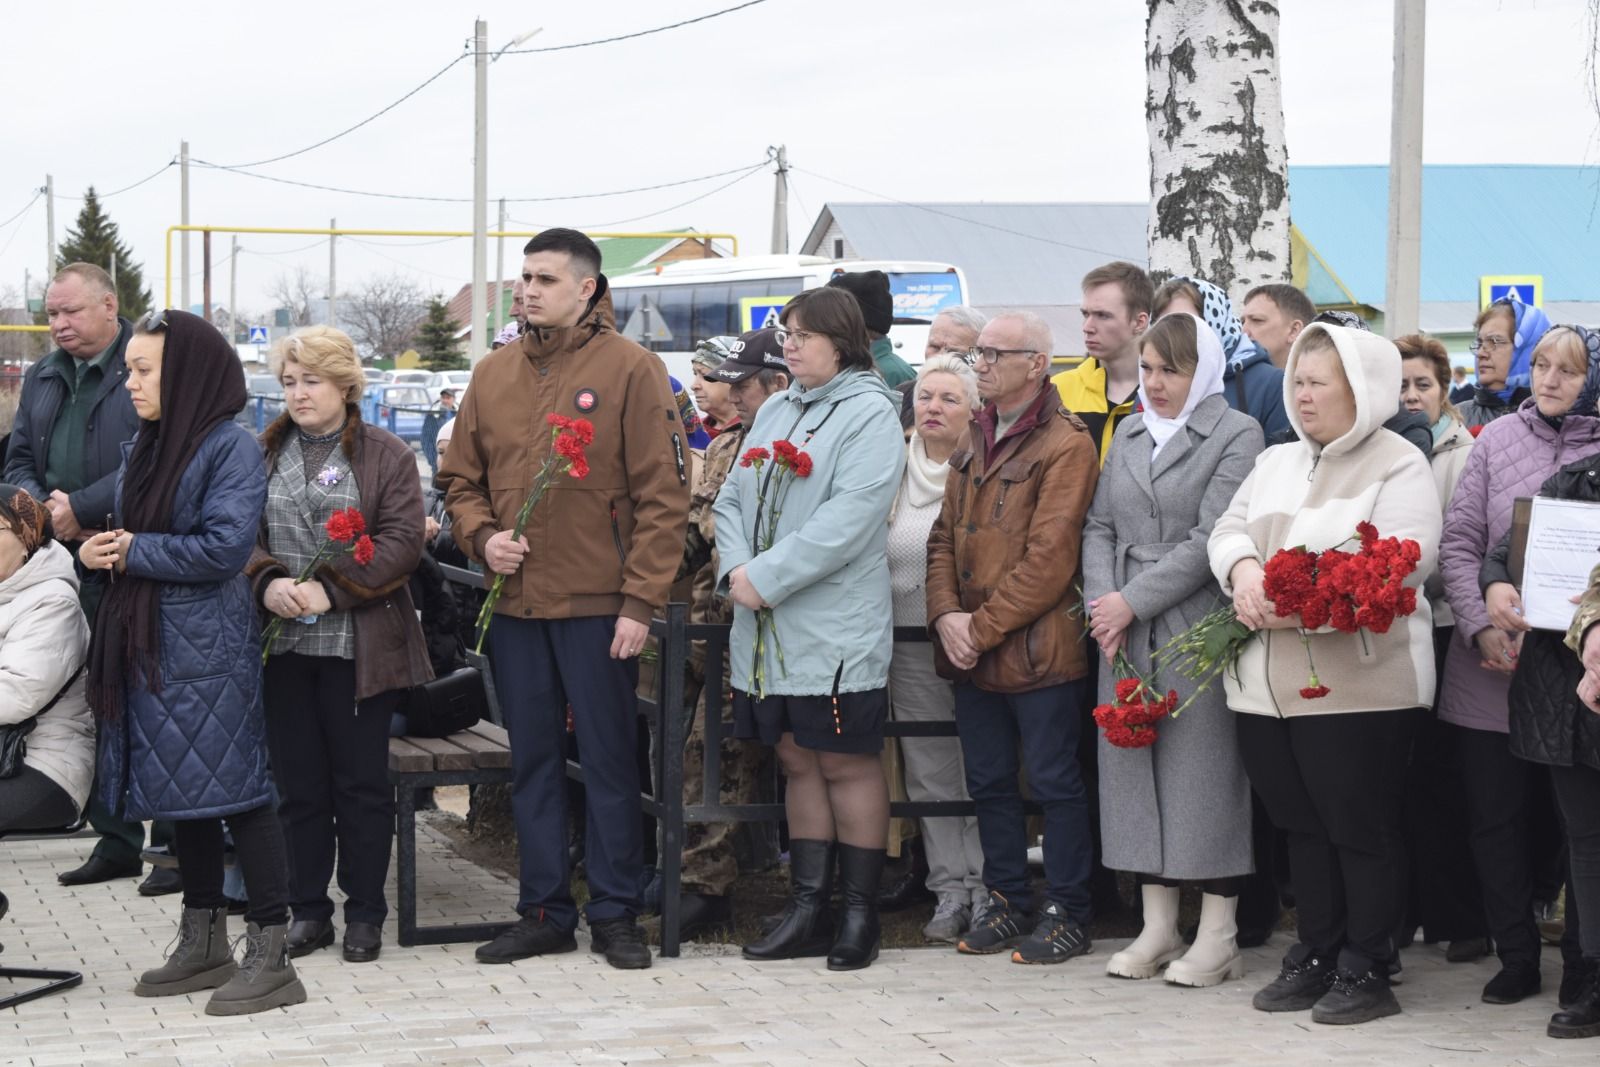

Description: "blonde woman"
245 326 432 965
886 353 986 943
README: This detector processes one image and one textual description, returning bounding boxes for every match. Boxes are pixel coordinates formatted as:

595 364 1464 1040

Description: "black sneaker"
1311 967 1401 1025
1252 946 1335 1012
590 917 653 970
475 913 578 964
1011 902 1091 965
1482 962 1542 1004
957 891 1028 955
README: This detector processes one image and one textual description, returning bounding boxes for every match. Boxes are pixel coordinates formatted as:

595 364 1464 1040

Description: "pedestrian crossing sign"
740 295 795 333
1479 275 1542 310
248 325 270 344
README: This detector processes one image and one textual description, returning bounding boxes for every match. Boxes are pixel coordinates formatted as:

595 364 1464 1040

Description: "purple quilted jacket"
1438 400 1600 733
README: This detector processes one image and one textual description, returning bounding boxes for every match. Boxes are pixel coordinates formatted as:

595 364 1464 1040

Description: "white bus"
609 255 969 388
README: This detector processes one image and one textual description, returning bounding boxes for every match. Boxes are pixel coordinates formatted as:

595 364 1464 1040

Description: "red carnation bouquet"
1156 522 1423 704
473 413 593 653
261 506 376 663
1092 652 1178 749
739 439 814 698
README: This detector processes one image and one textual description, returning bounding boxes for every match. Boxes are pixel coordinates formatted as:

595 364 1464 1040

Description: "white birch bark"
1146 0 1290 297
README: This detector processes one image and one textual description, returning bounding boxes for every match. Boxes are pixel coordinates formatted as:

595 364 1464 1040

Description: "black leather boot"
743 839 835 961
828 843 884 971
1549 972 1600 1039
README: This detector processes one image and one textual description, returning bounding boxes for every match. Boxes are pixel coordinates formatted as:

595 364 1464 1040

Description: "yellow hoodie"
1051 358 1136 465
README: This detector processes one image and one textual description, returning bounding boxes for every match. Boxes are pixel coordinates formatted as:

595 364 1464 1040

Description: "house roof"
1288 165 1600 305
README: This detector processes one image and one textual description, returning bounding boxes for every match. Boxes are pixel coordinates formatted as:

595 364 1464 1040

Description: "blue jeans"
954 679 1093 924
489 614 642 930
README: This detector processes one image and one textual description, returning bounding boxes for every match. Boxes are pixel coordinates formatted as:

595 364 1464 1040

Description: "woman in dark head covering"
78 309 306 1017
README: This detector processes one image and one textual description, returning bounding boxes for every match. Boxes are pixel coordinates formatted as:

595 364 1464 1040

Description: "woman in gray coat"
1082 313 1264 987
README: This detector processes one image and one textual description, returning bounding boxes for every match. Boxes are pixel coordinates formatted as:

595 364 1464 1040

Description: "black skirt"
732 686 888 755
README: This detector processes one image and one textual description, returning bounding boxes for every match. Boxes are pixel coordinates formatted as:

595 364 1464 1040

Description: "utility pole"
770 145 789 255
328 217 338 330
180 141 190 312
109 252 117 288
229 235 238 344
44 175 55 277
1385 0 1424 337
203 230 213 322
494 197 507 335
470 19 489 366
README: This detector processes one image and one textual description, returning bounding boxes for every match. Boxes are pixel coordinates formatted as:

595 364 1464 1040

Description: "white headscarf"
436 417 456 446
1139 313 1226 459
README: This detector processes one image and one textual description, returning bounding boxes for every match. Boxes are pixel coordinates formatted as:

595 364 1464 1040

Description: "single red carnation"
791 451 814 478
1114 678 1142 702
351 534 375 566
772 439 799 462
569 418 595 446
739 446 770 468
1300 685 1331 699
568 454 590 480
1122 726 1158 749
325 510 356 543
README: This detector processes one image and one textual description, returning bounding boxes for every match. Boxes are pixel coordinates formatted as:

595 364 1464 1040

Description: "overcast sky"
2 0 1596 320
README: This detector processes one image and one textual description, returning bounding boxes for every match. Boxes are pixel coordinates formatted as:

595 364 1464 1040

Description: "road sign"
248 325 269 344
1479 275 1542 310
621 297 673 343
740 295 795 333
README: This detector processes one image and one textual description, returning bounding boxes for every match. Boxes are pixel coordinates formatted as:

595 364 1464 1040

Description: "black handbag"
0 668 81 778
401 667 487 738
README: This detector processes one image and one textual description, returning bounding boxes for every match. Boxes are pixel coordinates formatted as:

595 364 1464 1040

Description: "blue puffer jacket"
97 421 273 821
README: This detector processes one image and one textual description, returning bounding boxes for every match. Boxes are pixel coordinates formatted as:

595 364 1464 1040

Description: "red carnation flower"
1114 678 1143 703
790 451 814 478
1300 685 1331 700
1468 424 1484 438
569 418 595 446
739 446 771 468
352 534 375 566
325 510 357 543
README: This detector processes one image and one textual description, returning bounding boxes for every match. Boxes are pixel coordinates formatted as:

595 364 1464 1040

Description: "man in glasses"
5 263 177 894
1052 262 1153 463
927 311 1101 967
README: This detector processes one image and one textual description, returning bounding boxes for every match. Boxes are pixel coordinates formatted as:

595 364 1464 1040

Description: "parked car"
237 374 286 433
361 384 430 445
426 370 472 404
362 367 386 385
390 370 432 386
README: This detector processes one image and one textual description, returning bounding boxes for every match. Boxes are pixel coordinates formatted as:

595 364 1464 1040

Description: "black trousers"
0 766 79 832
1552 762 1600 961
1237 709 1417 973
1453 722 1543 967
263 653 400 926
174 803 290 928
1403 716 1488 942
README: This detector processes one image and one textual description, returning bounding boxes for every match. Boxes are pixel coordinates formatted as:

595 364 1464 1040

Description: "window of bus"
691 284 732 342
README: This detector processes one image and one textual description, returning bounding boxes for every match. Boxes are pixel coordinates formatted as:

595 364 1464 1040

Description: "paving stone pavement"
1 819 1587 1066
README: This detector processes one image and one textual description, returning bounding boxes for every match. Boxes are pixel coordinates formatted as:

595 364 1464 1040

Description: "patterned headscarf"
0 484 51 559
668 375 711 449
1175 277 1246 360
1498 293 1553 401
1553 324 1600 418
1312 309 1372 332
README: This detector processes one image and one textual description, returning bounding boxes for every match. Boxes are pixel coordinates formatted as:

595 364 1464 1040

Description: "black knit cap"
827 270 894 335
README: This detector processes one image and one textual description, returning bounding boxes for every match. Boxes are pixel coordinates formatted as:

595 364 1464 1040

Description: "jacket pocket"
160 584 237 682
992 458 1040 523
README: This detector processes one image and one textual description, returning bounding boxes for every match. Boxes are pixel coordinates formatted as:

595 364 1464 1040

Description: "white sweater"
0 541 93 809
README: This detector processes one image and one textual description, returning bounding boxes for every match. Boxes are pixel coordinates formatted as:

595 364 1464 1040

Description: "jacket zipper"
609 503 626 564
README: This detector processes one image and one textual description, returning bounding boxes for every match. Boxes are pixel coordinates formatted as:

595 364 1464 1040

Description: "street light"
494 27 542 62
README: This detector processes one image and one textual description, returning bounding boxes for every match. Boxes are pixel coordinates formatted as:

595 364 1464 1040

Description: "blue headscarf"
1496 293 1552 401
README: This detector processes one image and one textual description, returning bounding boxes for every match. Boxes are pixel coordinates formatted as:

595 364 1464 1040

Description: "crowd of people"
3 237 1600 1041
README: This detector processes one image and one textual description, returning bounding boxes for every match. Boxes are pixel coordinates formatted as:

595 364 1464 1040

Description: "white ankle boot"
1106 885 1184 979
1165 893 1245 987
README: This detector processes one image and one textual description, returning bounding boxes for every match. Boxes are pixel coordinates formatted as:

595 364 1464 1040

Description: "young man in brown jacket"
440 229 691 969
926 310 1101 966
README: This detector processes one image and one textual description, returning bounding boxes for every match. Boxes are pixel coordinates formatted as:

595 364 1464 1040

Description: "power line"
498 0 774 54
514 163 768 231
791 165 1144 261
56 161 177 201
190 158 770 205
0 190 42 230
240 240 332 257
210 55 469 170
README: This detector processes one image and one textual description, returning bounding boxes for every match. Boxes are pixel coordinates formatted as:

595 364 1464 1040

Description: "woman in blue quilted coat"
79 309 305 1017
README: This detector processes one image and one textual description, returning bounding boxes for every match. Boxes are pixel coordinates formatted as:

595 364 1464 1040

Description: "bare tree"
268 266 324 328
343 273 427 360
1145 0 1290 295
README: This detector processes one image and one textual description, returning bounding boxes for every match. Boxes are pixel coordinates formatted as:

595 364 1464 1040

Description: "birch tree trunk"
1146 0 1290 296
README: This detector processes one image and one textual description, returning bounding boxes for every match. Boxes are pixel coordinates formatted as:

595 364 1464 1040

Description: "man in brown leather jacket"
926 310 1100 966
441 229 690 970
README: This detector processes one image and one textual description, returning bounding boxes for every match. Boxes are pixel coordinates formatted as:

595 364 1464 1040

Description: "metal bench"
388 719 514 947
1 817 88 1010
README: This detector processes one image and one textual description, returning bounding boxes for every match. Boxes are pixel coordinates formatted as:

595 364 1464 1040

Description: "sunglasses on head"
138 308 169 332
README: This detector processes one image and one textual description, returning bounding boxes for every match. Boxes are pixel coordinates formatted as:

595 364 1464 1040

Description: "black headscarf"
87 310 247 720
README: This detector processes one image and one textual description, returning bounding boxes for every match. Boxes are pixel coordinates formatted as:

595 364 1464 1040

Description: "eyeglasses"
1469 335 1510 354
967 346 1040 366
777 328 817 349
138 308 169 332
